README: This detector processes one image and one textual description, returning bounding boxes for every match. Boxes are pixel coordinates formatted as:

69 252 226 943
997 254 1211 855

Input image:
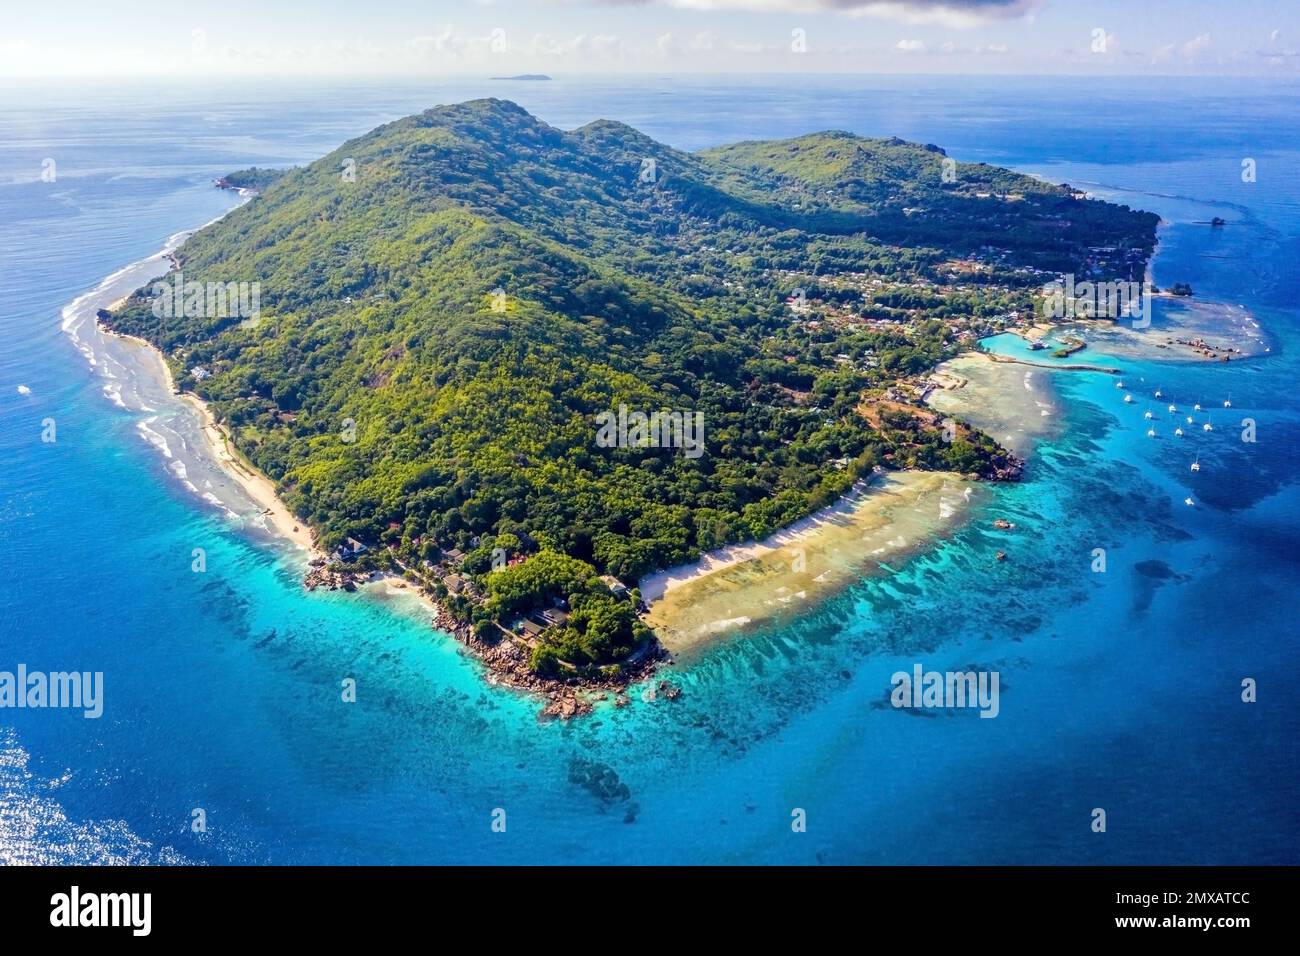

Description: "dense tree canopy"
107 99 1156 591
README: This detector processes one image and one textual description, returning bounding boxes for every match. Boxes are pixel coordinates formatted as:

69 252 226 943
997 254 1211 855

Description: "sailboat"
1191 457 1201 472
1116 381 1126 389
1144 409 1154 420
1124 394 1134 404
1147 428 1156 438
1175 426 1184 436
1185 497 1196 506
1203 412 1213 432
1224 394 1232 408
1168 403 1177 413
1194 401 1202 411
1155 388 1163 398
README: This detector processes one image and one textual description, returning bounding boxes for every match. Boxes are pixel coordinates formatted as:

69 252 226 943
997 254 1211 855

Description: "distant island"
490 74 551 81
102 98 1156 711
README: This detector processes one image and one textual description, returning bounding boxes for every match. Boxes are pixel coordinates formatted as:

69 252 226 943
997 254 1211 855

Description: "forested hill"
108 98 1157 588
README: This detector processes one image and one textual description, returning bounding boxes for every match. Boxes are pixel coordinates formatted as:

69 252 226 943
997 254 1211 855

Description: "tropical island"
101 99 1158 712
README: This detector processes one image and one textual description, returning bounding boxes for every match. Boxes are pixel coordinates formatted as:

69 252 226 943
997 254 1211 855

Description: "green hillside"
104 99 1157 674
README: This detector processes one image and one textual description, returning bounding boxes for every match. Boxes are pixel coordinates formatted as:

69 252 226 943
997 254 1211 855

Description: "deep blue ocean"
1 75 1297 864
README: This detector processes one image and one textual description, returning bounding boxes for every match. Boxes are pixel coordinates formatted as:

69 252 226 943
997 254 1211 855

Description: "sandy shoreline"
928 283 1273 460
96 323 320 560
179 392 318 556
640 471 981 657
104 321 447 620
61 198 335 573
103 318 451 625
638 473 934 604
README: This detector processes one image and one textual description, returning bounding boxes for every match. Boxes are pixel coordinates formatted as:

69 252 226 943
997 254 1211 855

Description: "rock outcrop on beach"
427 601 666 720
303 559 363 592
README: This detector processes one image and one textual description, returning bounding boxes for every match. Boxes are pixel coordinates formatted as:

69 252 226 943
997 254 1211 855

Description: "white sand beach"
59 214 327 568
640 470 981 658
177 390 317 555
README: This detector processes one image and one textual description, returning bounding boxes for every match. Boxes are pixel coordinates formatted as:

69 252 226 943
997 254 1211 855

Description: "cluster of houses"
503 575 631 644
1082 244 1149 282
424 547 485 602
329 531 638 648
774 268 1024 339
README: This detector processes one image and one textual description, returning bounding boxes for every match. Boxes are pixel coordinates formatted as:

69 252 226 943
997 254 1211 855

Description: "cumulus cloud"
406 26 634 63
689 30 719 52
530 32 629 59
1150 32 1214 67
408 29 483 59
898 37 1008 56
1259 29 1297 66
655 29 772 55
1181 32 1211 59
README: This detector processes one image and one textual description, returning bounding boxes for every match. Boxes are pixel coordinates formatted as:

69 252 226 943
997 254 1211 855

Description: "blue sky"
1 0 1297 77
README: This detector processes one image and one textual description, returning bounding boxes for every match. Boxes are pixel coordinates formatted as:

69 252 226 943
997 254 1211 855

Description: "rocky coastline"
304 556 671 719
428 602 671 720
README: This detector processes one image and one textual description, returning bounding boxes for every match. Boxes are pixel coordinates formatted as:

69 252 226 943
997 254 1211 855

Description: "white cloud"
894 38 1008 56
1181 32 1212 59
408 29 480 59
529 32 629 59
691 30 720 52
653 29 771 57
